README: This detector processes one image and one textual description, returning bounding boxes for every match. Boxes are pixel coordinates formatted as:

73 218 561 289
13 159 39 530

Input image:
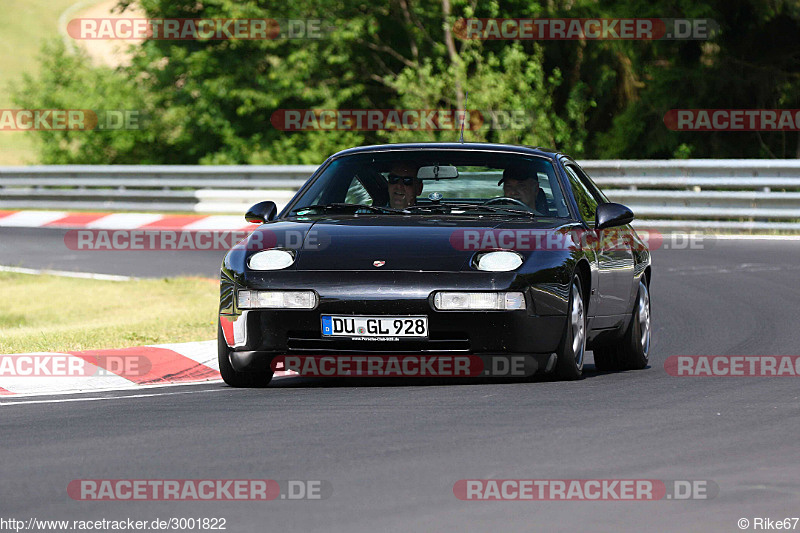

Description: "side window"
570 163 609 203
565 165 599 223
344 175 374 205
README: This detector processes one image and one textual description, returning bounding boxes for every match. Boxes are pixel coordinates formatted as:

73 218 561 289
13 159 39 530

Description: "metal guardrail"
1 161 800 230
585 160 800 230
0 165 314 214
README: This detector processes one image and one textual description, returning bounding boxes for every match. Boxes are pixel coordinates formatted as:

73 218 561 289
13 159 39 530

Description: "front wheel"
217 321 273 388
554 275 586 380
593 279 650 371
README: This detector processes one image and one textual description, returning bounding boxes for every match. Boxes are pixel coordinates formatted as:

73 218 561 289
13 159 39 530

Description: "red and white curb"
0 210 257 231
0 341 296 397
4 210 800 240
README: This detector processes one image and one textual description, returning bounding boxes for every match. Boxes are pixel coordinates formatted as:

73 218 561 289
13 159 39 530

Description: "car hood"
244 215 570 272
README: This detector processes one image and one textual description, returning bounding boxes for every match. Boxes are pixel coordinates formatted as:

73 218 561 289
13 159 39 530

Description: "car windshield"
287 150 570 218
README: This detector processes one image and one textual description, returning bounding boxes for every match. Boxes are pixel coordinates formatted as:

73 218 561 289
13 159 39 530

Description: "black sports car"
218 143 651 386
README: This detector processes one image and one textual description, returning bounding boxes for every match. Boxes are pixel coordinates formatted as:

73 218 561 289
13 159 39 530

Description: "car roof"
328 142 563 161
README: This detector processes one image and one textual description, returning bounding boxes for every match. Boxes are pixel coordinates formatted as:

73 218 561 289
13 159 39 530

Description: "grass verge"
0 272 218 354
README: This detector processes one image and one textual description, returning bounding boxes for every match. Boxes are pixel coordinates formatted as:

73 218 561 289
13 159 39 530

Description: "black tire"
593 279 651 371
217 322 273 388
554 275 586 380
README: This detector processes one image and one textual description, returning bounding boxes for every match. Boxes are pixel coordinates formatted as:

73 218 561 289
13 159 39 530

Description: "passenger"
386 162 423 209
498 166 549 213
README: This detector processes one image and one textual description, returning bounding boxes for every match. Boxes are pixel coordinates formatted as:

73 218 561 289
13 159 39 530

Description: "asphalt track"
2 226 800 532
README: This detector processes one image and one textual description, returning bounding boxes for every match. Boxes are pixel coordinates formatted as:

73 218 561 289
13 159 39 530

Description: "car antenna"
459 91 469 143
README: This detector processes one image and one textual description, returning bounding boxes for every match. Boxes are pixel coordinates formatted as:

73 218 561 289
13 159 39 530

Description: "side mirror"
595 203 634 230
245 201 277 224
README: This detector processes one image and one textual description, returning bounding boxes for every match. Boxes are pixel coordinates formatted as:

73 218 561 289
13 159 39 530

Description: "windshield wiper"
291 203 406 215
406 203 536 219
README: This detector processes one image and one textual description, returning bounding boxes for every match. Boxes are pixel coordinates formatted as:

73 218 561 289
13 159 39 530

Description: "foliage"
12 0 800 162
12 40 169 164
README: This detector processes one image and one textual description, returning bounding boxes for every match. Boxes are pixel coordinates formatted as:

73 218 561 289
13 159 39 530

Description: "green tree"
15 0 800 162
12 40 169 163
594 0 800 158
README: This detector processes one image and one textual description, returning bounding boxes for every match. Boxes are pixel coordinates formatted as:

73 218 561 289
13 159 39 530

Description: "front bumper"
221 306 566 373
220 270 570 374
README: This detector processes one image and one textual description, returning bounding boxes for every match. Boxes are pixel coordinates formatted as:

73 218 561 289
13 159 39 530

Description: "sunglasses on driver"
387 174 416 186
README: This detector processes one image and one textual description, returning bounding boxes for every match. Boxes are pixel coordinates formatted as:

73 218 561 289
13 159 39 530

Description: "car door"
563 161 635 318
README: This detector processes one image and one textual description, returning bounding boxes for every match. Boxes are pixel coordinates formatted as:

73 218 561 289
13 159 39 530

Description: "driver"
498 165 548 213
386 161 423 209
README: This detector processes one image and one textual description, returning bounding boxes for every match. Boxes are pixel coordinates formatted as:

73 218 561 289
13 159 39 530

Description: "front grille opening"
286 330 470 353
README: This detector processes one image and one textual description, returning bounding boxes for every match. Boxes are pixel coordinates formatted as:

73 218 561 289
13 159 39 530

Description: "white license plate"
321 315 428 338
